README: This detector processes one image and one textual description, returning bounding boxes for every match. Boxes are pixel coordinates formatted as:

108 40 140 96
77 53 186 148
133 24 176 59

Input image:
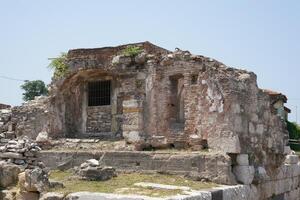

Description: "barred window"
88 80 111 106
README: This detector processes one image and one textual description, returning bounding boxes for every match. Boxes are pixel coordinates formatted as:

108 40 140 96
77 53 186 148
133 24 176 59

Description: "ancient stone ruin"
0 42 299 200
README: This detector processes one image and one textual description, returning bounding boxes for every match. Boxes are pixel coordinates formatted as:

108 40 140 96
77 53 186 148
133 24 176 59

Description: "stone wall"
37 150 236 185
86 106 112 133
0 108 13 138
0 138 42 168
46 42 290 169
11 97 50 139
0 103 11 110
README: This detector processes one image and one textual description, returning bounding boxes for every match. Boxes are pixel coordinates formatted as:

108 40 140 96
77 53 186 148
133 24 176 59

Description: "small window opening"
191 74 198 85
88 80 111 106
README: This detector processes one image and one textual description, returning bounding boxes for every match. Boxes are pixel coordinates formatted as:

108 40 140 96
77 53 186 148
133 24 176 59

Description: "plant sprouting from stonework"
122 46 143 57
48 52 69 79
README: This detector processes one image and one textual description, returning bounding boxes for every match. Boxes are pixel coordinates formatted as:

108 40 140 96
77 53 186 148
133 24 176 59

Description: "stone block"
285 155 299 165
236 154 249 166
40 192 65 200
222 185 258 200
233 165 254 185
0 152 24 159
0 163 22 187
16 191 39 200
123 131 142 143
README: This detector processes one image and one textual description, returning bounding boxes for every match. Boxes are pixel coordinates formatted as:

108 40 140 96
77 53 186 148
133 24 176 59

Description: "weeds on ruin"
122 46 142 57
49 170 218 197
48 52 69 79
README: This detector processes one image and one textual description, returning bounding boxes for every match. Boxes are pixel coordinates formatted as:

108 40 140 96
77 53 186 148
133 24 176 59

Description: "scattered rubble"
0 161 22 188
0 137 42 168
76 159 117 181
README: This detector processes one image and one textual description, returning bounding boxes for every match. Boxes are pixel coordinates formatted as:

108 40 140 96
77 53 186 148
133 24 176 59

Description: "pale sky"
0 0 299 123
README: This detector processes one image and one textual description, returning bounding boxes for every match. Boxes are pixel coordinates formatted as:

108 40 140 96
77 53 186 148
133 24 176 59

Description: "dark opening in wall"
88 80 111 106
169 74 185 124
191 74 198 85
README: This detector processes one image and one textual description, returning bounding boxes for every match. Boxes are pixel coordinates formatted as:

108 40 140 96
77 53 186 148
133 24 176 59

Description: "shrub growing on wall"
21 80 48 101
122 46 142 57
48 52 69 79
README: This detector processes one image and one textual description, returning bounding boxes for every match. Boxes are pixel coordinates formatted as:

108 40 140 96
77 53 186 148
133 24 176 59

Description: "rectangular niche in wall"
169 74 185 125
86 80 112 134
88 80 111 106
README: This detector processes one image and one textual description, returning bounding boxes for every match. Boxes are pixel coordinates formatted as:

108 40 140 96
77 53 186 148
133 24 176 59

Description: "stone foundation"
37 150 236 185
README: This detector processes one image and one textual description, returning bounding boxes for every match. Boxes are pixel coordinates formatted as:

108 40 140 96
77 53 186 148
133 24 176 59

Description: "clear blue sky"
0 1 299 123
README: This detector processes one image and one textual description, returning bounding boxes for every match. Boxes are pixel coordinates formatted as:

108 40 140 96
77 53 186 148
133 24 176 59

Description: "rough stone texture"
40 192 65 200
38 151 236 184
0 189 17 200
0 138 42 168
15 167 50 200
77 159 117 181
285 155 299 165
0 42 290 171
86 105 112 133
11 96 51 139
236 154 249 166
0 103 11 110
233 166 255 185
15 191 40 200
0 108 13 138
44 42 289 171
0 42 296 199
23 168 49 192
0 162 22 187
65 192 162 200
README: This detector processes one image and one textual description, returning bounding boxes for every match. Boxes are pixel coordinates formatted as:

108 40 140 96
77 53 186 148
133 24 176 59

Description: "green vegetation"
122 46 142 57
287 121 300 140
49 170 218 197
48 52 68 79
20 80 48 101
287 121 300 151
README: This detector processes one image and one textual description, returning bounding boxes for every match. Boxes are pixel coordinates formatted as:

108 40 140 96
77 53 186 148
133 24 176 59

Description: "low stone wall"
38 150 300 200
86 105 112 133
0 138 42 168
37 150 236 184
253 156 300 200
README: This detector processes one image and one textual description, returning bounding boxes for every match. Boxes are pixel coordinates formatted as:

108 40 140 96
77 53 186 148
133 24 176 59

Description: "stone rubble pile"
0 137 43 168
76 159 117 181
0 108 15 139
0 160 51 200
0 96 50 141
16 167 50 200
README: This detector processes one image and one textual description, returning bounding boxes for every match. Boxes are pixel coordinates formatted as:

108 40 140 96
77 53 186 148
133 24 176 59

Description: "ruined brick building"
38 42 288 166
2 42 300 199
2 42 290 167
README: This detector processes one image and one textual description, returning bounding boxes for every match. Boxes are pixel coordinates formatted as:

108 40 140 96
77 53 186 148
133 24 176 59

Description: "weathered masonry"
4 42 290 164
0 42 298 200
49 42 288 157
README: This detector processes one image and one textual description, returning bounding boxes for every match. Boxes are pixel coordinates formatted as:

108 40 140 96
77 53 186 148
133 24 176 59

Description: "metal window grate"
88 80 111 106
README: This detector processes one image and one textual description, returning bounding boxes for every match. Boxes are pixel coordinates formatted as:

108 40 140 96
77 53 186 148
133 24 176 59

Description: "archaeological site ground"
0 42 299 200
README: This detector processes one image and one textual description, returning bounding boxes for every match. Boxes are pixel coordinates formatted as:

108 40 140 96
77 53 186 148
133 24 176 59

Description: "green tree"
287 121 300 140
20 80 48 101
48 52 68 78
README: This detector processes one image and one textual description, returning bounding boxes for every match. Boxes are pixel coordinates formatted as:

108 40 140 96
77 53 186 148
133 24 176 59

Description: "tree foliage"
287 121 300 140
20 80 48 101
287 121 300 151
48 52 68 79
122 46 142 57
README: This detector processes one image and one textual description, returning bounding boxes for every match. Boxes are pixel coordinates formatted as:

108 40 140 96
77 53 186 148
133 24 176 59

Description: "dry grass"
49 170 218 197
